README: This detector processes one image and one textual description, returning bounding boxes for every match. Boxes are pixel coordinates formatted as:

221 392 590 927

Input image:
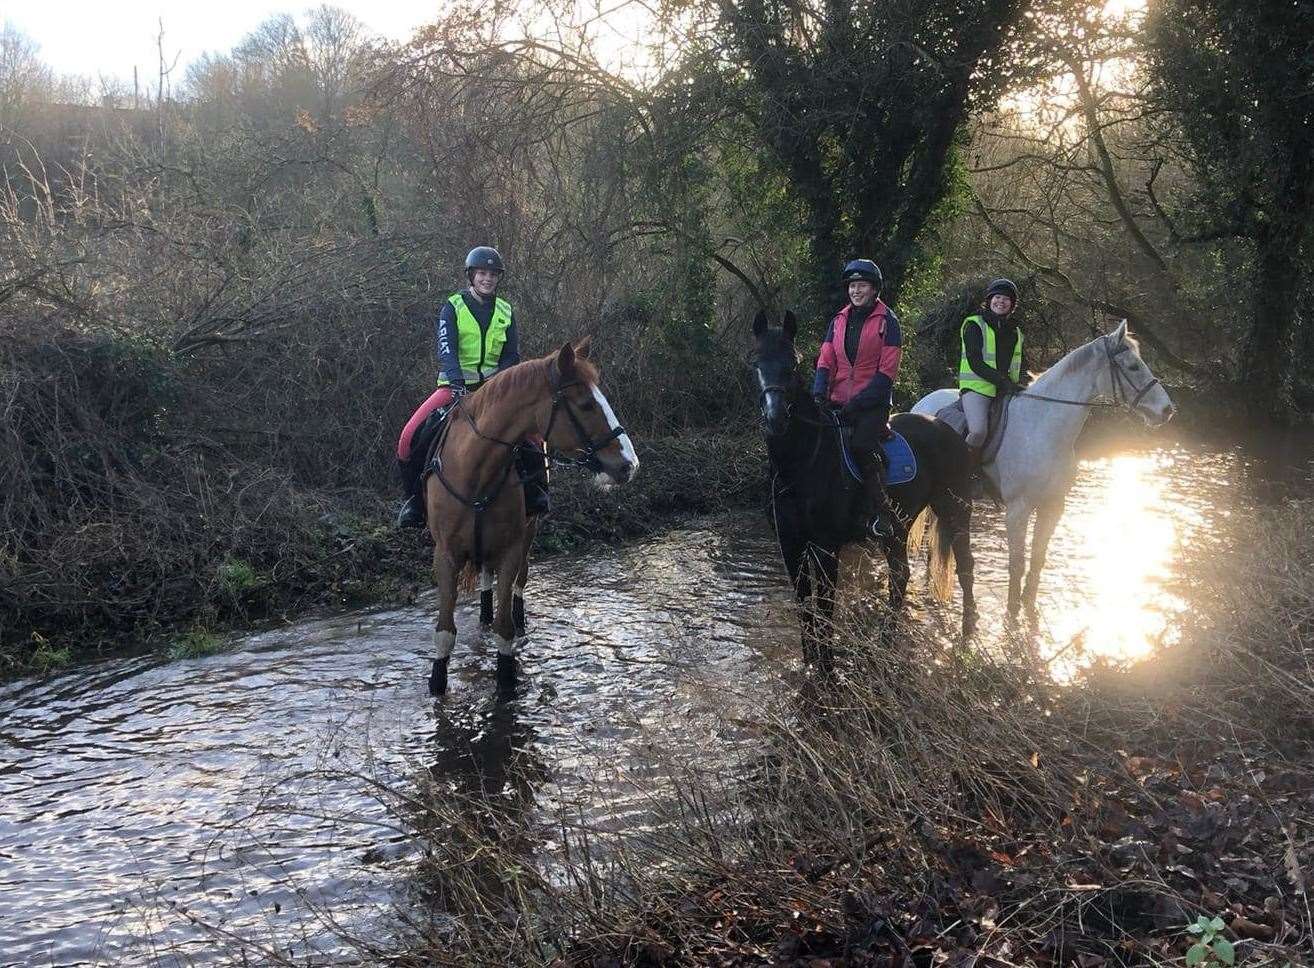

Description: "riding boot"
966 445 985 501
517 444 551 517
394 453 427 529
854 450 897 541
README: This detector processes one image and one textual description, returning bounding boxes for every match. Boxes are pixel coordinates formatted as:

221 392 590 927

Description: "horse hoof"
496 653 516 686
479 589 494 627
429 657 449 696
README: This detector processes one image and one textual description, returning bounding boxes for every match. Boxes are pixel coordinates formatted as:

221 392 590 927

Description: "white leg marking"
433 628 455 660
494 633 515 657
591 385 639 471
479 567 494 592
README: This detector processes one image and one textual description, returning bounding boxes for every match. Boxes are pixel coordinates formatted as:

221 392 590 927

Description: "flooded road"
0 439 1298 965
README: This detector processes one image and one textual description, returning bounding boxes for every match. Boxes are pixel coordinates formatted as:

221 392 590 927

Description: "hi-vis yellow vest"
958 314 1022 398
439 292 513 386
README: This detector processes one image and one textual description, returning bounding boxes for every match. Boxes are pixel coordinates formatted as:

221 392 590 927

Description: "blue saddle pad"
840 430 917 486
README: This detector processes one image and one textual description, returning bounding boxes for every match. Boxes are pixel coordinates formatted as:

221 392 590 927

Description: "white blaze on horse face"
433 627 455 660
590 384 639 477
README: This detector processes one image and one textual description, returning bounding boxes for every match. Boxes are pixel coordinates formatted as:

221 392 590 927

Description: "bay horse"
912 321 1175 618
750 310 977 668
425 338 638 695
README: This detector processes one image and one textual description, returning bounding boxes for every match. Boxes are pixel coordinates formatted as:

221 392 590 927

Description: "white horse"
912 321 1175 618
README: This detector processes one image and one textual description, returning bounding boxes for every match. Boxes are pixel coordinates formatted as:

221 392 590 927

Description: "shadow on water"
0 434 1305 964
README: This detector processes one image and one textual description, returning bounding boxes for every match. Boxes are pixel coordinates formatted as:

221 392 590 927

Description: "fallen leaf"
1229 915 1274 941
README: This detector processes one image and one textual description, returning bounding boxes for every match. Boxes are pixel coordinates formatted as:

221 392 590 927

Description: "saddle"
935 393 1012 464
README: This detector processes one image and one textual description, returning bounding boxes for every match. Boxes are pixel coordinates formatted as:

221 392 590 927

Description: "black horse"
750 310 977 666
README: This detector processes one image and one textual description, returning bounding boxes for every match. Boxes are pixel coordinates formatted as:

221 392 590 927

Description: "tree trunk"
1241 237 1301 422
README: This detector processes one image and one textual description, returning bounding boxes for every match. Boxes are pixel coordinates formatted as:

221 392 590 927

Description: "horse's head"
546 338 639 488
750 309 801 436
1104 320 1176 427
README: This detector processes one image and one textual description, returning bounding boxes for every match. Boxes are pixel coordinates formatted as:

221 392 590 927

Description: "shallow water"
0 438 1298 965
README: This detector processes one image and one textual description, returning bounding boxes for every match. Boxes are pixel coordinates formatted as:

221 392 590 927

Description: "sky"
3 1 444 86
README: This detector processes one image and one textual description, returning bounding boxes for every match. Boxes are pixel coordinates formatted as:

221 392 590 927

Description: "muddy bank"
0 429 767 678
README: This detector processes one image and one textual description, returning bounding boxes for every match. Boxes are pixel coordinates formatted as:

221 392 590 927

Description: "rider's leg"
396 386 454 528
517 436 550 517
961 390 992 500
852 410 897 541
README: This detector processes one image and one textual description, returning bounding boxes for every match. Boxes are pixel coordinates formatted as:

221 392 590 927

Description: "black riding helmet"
841 258 882 293
985 278 1019 305
465 245 505 278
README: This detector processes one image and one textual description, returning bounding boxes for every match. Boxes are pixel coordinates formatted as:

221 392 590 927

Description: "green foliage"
1185 915 1235 967
169 629 226 661
700 0 1045 300
216 558 265 596
28 633 71 672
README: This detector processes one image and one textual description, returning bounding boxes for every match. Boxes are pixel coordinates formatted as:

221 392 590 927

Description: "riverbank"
374 497 1313 967
0 428 767 678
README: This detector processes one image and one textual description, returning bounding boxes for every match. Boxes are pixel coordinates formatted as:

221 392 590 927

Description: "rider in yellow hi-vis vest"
959 278 1025 463
396 246 549 528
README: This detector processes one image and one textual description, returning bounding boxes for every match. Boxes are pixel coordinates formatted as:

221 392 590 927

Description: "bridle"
427 369 628 565
1008 336 1164 419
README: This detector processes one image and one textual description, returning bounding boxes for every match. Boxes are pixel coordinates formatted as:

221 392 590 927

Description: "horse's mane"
464 351 599 418
1030 329 1140 387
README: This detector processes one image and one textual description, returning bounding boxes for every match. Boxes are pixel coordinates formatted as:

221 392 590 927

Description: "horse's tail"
907 507 930 555
927 507 957 603
457 562 479 595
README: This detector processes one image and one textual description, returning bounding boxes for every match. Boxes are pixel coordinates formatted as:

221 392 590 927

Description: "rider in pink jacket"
812 259 902 540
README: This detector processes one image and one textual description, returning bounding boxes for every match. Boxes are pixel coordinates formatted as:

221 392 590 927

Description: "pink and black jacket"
812 300 902 410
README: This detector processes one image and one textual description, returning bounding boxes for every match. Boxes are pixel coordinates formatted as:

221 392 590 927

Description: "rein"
428 370 627 566
1009 337 1162 415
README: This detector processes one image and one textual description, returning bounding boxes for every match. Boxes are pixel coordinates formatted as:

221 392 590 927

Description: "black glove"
1000 378 1022 396
813 393 830 411
449 383 468 400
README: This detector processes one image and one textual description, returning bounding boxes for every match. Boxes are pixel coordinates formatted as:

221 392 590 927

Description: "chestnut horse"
425 339 638 694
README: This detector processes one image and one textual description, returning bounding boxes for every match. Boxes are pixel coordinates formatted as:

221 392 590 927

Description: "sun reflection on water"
1001 448 1235 680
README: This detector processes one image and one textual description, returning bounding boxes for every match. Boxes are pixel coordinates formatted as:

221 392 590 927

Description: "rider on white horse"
959 278 1027 474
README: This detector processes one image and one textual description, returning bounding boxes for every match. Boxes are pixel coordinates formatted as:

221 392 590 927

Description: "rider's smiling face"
470 268 501 297
989 294 1015 316
848 281 876 307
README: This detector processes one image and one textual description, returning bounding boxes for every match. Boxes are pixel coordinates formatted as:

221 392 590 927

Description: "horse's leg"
933 489 977 640
478 566 494 627
773 496 816 664
811 545 841 672
1005 500 1032 621
1023 492 1066 616
430 550 460 695
491 547 523 690
885 532 910 614
513 518 537 636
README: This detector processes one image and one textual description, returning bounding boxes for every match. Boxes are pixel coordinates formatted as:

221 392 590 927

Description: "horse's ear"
1112 319 1128 343
752 309 768 337
782 310 798 342
555 340 577 382
573 335 593 359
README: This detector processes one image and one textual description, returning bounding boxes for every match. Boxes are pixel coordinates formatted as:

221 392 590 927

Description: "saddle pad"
840 431 917 486
935 399 968 437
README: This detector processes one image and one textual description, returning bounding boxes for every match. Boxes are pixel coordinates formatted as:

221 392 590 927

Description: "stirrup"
867 514 895 541
395 495 425 529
